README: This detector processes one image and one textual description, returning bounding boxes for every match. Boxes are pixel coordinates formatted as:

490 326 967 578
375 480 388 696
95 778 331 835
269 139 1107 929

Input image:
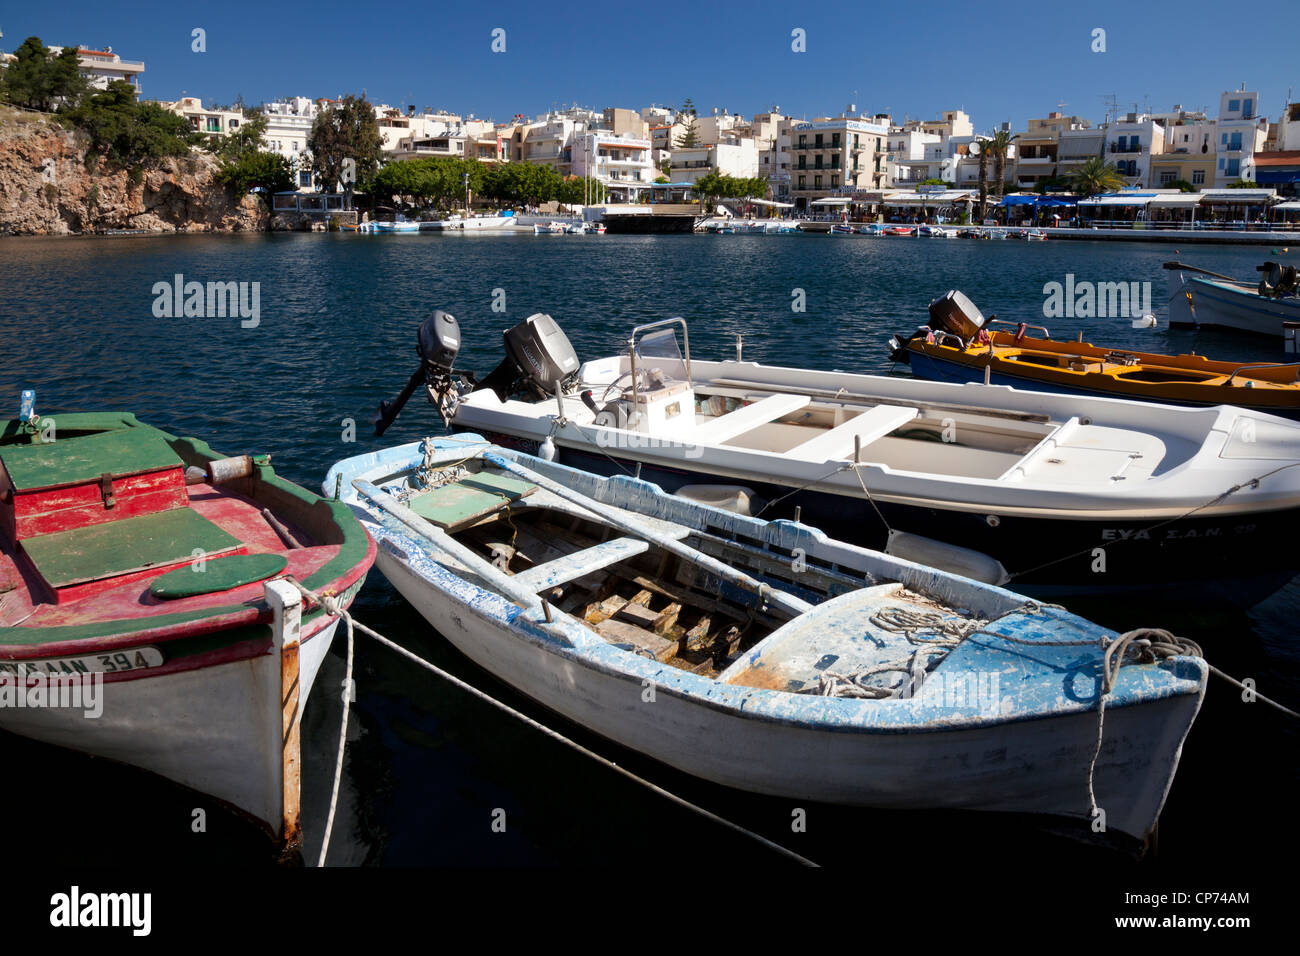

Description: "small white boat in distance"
533 221 569 235
1165 260 1300 337
327 434 1207 844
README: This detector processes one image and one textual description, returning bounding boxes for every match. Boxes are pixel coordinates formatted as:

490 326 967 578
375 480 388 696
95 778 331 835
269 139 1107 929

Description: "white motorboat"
373 309 1300 606
1165 260 1300 337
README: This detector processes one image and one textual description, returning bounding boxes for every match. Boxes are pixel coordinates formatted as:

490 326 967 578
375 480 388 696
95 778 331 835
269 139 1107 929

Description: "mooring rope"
285 580 818 868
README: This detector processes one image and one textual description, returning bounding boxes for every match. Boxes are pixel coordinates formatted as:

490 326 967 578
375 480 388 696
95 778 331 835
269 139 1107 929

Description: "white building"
1214 88 1267 185
571 131 656 200
1104 114 1165 186
670 140 760 184
262 97 320 191
50 45 145 97
162 97 243 140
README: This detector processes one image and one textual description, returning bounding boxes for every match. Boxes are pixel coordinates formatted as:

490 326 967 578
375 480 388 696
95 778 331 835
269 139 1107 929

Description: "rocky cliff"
0 109 268 235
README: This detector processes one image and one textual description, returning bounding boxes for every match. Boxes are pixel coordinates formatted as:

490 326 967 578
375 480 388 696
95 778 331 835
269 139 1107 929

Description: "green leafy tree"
307 94 382 207
1163 178 1196 193
973 137 990 220
217 150 293 195
1226 179 1259 188
62 80 198 170
482 161 564 206
1 37 89 111
213 109 268 158
1069 156 1127 197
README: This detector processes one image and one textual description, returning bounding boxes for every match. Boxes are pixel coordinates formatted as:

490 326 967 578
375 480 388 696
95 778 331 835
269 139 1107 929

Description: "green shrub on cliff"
216 150 294 197
62 80 200 170
0 36 89 112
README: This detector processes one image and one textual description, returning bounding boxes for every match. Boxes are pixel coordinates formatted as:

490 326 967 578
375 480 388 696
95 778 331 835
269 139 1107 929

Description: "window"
1192 170 1205 184
1228 99 1240 112
1226 159 1240 177
1243 99 1254 119
1159 171 1175 184
798 135 806 148
798 156 806 169
815 134 823 147
831 175 839 187
831 133 840 147
298 171 312 187
1229 132 1242 151
798 175 806 188
814 175 822 188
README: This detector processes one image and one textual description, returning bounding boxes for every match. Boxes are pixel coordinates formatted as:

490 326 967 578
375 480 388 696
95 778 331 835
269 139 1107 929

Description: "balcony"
1109 144 1145 154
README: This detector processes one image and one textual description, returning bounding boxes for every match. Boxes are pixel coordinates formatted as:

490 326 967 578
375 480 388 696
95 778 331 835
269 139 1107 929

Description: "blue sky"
4 1 1296 130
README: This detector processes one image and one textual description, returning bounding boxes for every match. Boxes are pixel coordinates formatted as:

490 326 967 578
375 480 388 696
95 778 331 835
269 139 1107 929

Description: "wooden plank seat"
787 404 920 462
690 393 812 445
513 535 652 592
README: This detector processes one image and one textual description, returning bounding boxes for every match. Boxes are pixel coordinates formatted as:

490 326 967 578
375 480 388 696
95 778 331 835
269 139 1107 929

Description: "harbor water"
1 231 1296 872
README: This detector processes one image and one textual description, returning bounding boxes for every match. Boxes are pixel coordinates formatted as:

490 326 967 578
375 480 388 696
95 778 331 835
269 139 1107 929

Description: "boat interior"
390 457 1000 696
0 416 344 633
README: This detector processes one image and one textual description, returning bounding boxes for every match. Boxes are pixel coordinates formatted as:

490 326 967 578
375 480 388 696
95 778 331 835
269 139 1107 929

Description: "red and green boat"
0 407 375 847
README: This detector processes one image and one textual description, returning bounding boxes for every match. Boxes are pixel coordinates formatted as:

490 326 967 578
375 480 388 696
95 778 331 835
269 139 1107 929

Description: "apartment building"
572 131 656 199
670 141 759 184
788 112 889 211
162 97 243 140
46 45 145 98
262 97 320 190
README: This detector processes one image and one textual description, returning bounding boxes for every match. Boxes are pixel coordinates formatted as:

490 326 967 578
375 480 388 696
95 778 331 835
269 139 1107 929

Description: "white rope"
285 580 818 868
315 592 353 868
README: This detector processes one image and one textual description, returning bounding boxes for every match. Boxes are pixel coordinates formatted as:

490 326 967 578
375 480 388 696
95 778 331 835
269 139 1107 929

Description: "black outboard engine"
1258 262 1300 299
479 313 580 401
374 310 475 435
927 290 988 344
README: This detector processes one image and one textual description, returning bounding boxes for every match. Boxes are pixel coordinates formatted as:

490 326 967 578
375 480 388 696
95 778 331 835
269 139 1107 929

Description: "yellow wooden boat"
891 291 1300 418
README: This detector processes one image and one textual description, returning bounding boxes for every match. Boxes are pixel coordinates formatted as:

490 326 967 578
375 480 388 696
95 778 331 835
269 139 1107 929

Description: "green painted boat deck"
1 427 182 491
409 471 537 530
22 507 241 588
149 552 288 600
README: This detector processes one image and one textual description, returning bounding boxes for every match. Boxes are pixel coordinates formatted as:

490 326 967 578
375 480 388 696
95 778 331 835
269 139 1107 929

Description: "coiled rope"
285 580 818 868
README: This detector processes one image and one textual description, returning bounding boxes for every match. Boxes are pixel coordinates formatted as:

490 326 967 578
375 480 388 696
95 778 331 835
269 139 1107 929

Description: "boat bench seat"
691 393 811 445
513 536 651 592
787 404 920 462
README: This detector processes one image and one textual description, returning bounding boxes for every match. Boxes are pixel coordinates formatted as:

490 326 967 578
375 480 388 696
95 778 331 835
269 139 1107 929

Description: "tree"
1164 178 1196 193
919 177 946 186
62 80 198 171
1069 156 1127 197
984 129 1014 198
1 36 89 111
556 175 605 207
1226 179 1259 188
217 150 293 196
214 109 269 158
675 99 700 148
307 94 382 207
973 137 990 221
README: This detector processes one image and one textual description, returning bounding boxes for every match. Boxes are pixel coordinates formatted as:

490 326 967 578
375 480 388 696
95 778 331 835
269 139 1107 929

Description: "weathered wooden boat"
327 434 1207 843
890 291 1300 419
373 310 1300 606
0 405 375 846
1165 260 1300 337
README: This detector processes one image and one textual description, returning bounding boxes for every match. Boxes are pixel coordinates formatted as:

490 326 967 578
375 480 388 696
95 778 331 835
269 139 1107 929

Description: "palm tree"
1069 157 1126 197
984 129 1014 198
973 136 991 221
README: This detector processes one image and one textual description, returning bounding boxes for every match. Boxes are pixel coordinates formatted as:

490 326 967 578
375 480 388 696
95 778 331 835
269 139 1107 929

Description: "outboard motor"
927 290 988 344
479 313 581 401
374 310 475 435
1258 262 1300 299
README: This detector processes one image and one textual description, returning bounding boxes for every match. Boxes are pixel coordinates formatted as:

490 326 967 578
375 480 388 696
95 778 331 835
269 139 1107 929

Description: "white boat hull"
0 619 337 835
1169 273 1300 336
377 544 1197 840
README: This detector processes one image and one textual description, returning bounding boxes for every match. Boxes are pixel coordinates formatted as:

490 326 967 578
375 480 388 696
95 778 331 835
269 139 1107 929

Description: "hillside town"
4 37 1300 230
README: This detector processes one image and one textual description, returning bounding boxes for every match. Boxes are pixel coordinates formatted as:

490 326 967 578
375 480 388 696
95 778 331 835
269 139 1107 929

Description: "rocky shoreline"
0 109 268 236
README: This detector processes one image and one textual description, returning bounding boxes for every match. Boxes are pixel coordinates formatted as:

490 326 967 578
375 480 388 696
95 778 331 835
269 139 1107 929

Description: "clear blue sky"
4 1 1296 130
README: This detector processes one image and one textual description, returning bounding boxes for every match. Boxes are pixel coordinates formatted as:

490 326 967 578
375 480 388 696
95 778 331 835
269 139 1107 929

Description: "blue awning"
1037 196 1078 206
1000 195 1039 206
1256 169 1300 185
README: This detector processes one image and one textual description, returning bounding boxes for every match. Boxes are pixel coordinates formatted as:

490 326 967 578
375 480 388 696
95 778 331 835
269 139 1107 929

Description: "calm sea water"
1 232 1296 873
